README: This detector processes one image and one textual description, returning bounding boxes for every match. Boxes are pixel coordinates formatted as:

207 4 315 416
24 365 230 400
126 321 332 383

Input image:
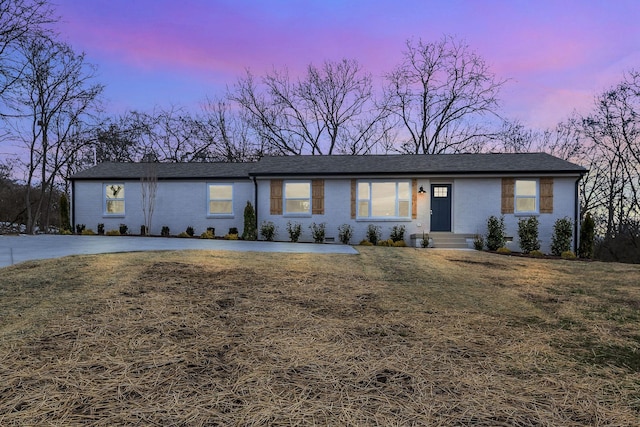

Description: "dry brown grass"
1 248 639 426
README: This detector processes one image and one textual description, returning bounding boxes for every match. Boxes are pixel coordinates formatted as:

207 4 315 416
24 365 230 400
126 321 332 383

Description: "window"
104 183 125 215
208 184 233 215
284 182 311 214
357 181 410 218
515 180 537 213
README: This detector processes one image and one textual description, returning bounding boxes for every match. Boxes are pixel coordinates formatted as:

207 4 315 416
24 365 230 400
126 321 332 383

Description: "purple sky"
53 0 640 129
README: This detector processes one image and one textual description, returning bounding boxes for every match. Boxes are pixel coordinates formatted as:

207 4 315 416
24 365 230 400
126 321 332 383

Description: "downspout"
71 179 76 232
252 176 258 232
574 174 583 254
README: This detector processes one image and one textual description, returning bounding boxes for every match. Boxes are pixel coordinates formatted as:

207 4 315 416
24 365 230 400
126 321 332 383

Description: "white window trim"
356 180 412 220
283 180 312 217
514 179 539 216
207 183 234 218
103 183 125 217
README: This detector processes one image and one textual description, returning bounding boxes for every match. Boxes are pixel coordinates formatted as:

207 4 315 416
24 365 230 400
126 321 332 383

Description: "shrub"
287 221 302 242
119 224 128 235
75 224 86 234
366 224 381 245
420 232 430 248
105 229 120 236
242 202 257 240
486 216 505 251
359 240 374 246
517 217 540 254
309 222 326 243
497 247 511 255
393 240 407 247
224 233 239 240
389 225 406 243
207 227 215 236
551 217 573 256
177 231 190 238
81 228 96 235
260 221 277 241
185 226 195 237
97 223 104 235
228 227 238 235
561 250 577 260
59 229 72 235
140 225 148 236
200 230 214 239
530 250 545 258
377 239 393 246
473 234 484 250
161 226 170 237
337 224 353 244
578 212 595 259
59 194 71 232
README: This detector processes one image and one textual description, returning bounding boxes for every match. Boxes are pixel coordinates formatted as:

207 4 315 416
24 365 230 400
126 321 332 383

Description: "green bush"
200 230 214 239
140 225 148 236
185 226 195 237
105 229 120 236
420 232 430 248
551 217 573 256
242 202 257 241
497 247 511 255
207 227 215 236
338 224 353 244
97 223 104 235
389 225 406 243
228 227 238 235
75 224 85 234
473 234 484 250
366 224 381 245
517 216 540 254
486 216 506 251
578 212 595 259
161 226 170 237
119 224 128 235
561 250 577 260
309 222 326 243
260 221 277 241
287 221 302 242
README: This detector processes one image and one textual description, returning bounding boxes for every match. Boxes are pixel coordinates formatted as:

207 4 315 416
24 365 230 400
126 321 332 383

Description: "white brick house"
69 153 587 252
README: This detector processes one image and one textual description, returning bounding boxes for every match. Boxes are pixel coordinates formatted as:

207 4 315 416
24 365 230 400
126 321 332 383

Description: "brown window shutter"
540 177 553 213
502 178 514 214
312 179 324 215
270 179 283 215
412 179 418 219
351 179 356 219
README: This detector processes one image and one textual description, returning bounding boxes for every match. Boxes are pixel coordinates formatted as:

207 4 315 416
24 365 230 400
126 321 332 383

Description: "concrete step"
429 233 473 249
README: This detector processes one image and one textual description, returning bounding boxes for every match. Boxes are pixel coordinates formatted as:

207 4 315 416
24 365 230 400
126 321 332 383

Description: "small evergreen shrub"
420 232 430 248
389 225 406 243
530 250 545 258
260 221 276 241
578 212 595 259
561 250 577 260
228 227 238 235
366 224 381 245
207 227 215 236
178 231 190 238
359 240 374 246
486 216 506 251
242 202 257 240
287 221 302 242
140 225 148 236
81 228 96 235
119 224 128 235
309 222 326 243
338 224 353 244
473 234 484 250
106 229 120 236
517 217 540 254
497 247 511 255
75 224 86 234
200 230 214 239
551 217 573 256
185 226 195 237
224 233 239 240
97 223 104 235
161 226 170 237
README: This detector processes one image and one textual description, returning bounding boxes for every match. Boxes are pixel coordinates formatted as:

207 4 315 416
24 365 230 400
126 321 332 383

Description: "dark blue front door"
431 184 452 232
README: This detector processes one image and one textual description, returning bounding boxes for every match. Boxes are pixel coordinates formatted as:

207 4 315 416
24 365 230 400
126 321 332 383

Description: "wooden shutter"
501 178 514 214
540 177 553 214
270 179 283 215
312 179 324 215
351 179 356 219
411 179 418 219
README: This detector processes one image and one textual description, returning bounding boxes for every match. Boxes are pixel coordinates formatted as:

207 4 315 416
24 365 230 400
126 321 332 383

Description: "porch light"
418 186 426 194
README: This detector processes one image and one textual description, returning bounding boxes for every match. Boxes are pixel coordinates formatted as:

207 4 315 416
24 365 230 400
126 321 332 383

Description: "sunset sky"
53 0 640 129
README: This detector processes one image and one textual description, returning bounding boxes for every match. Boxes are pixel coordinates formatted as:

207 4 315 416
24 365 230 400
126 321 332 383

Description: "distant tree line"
0 1 638 262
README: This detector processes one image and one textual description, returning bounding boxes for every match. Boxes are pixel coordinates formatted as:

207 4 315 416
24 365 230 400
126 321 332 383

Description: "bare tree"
385 35 506 154
7 38 103 233
231 59 390 155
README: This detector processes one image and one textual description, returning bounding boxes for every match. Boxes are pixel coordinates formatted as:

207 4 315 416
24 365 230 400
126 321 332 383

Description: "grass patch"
0 248 639 425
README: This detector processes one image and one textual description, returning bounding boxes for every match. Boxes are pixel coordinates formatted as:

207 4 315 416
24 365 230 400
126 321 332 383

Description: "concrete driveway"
0 234 359 268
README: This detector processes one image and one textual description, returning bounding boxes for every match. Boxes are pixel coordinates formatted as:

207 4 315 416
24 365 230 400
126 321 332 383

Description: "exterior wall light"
418 186 426 194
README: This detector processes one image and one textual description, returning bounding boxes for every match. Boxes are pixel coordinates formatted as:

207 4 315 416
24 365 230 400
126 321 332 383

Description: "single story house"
69 153 587 252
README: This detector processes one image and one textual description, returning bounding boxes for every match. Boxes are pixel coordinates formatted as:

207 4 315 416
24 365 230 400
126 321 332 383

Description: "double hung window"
208 184 233 215
357 181 410 219
104 184 125 215
515 180 537 214
284 182 311 215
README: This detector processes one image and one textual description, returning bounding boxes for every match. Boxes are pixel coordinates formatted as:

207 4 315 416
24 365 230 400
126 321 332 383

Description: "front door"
430 184 452 232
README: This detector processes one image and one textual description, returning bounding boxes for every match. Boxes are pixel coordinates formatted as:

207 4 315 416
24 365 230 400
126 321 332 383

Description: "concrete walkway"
0 234 359 268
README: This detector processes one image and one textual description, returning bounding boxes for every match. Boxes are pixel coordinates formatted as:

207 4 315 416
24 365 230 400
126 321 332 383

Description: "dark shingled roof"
69 162 254 180
69 153 586 180
249 153 586 176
